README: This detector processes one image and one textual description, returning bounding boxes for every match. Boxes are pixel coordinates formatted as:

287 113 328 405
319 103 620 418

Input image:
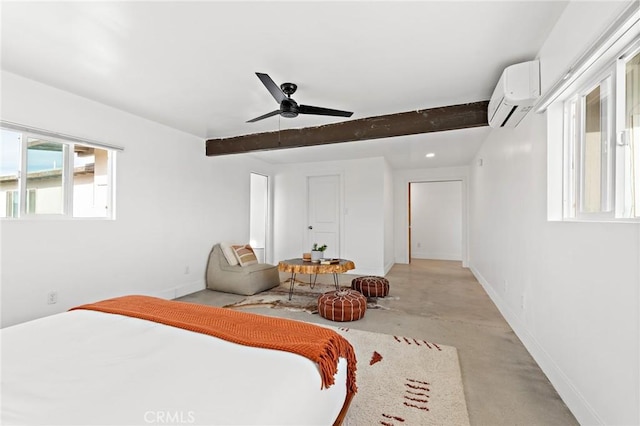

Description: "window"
249 172 269 263
0 126 117 219
623 49 640 217
563 41 640 220
1 129 21 217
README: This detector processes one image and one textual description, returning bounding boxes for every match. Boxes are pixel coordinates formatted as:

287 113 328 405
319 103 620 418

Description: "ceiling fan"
247 72 353 123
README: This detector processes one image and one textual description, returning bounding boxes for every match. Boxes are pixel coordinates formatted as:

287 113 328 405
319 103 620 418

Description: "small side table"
277 258 356 300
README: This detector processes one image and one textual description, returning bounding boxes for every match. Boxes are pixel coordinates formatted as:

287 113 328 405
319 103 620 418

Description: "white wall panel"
0 71 273 327
273 157 386 276
469 2 639 424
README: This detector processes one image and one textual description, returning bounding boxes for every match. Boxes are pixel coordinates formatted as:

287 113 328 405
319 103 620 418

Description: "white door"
307 175 340 259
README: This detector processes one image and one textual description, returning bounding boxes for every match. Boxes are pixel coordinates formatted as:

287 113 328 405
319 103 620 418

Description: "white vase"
311 250 323 262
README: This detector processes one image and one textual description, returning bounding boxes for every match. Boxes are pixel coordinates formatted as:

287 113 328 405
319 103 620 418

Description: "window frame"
616 41 640 218
1 126 118 220
562 37 640 221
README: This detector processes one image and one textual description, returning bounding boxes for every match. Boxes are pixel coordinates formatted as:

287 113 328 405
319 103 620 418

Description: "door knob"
308 226 313 230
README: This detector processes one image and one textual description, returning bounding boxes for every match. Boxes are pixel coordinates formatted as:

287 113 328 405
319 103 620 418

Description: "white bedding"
1 309 347 425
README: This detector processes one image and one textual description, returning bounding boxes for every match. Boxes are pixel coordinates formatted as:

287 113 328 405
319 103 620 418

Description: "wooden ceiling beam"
205 100 489 156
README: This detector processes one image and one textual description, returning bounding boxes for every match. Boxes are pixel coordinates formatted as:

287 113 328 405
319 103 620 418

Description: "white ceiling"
1 1 567 169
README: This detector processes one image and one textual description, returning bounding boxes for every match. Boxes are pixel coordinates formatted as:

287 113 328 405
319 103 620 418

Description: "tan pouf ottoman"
351 276 390 297
318 289 367 322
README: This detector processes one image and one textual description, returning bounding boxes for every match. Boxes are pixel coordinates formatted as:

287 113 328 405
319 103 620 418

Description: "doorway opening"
409 180 463 263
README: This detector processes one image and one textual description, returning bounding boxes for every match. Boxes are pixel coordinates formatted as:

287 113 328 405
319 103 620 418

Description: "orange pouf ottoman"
351 276 390 297
318 289 367 322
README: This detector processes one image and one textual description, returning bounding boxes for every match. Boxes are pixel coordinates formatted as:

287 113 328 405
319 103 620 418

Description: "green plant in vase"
311 243 327 262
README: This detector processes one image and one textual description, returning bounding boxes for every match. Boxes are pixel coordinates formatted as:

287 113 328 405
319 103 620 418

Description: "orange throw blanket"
71 295 357 410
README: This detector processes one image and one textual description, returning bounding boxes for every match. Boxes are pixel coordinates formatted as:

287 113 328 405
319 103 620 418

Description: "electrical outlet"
47 291 58 305
521 294 526 310
503 279 508 294
417 242 421 248
184 266 190 274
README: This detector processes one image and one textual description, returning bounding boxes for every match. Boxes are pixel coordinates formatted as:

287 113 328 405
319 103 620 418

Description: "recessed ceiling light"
425 153 435 158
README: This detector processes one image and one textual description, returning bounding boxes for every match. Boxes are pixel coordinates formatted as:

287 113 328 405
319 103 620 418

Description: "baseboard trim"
349 267 385 277
150 279 206 300
384 260 395 275
411 252 462 261
469 265 602 425
174 279 206 298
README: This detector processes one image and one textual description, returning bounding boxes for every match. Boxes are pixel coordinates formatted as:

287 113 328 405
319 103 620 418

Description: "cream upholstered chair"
205 244 279 295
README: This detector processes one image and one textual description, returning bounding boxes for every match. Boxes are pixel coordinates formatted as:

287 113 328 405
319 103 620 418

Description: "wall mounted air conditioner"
488 60 540 128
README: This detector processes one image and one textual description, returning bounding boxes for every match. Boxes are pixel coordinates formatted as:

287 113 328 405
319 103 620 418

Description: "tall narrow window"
580 77 613 214
73 146 109 217
249 173 269 263
625 51 640 217
0 129 21 218
26 138 65 215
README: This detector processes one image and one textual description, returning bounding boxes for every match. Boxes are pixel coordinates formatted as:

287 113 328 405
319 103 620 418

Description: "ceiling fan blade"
247 110 280 123
255 72 287 103
298 104 353 118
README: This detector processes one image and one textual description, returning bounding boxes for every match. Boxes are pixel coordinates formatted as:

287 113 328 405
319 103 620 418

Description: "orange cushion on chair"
318 290 367 322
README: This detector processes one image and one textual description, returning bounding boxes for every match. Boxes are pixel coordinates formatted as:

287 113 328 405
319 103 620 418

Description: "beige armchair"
205 244 280 295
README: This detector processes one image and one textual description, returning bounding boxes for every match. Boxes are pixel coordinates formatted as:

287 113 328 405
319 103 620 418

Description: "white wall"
273 157 387 276
394 166 469 265
410 181 462 261
0 71 273 327
468 1 639 424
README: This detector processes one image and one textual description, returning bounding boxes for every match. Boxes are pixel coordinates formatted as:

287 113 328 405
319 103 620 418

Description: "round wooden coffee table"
278 258 356 300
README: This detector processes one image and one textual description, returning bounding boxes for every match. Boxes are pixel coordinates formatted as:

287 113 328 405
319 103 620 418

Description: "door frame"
305 172 345 259
408 182 412 262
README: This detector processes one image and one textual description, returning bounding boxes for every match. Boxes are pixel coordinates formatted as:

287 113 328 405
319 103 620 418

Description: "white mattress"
1 309 347 425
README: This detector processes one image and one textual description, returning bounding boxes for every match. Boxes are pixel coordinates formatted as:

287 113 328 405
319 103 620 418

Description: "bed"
1 295 356 425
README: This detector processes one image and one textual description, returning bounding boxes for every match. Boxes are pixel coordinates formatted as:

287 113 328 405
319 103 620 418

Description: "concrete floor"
178 259 578 425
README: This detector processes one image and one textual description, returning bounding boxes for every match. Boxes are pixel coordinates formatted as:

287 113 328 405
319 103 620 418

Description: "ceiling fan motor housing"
280 98 299 118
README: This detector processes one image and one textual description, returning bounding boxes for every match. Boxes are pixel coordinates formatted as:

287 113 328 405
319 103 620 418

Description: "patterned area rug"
223 280 397 314
223 281 468 424
330 327 470 426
